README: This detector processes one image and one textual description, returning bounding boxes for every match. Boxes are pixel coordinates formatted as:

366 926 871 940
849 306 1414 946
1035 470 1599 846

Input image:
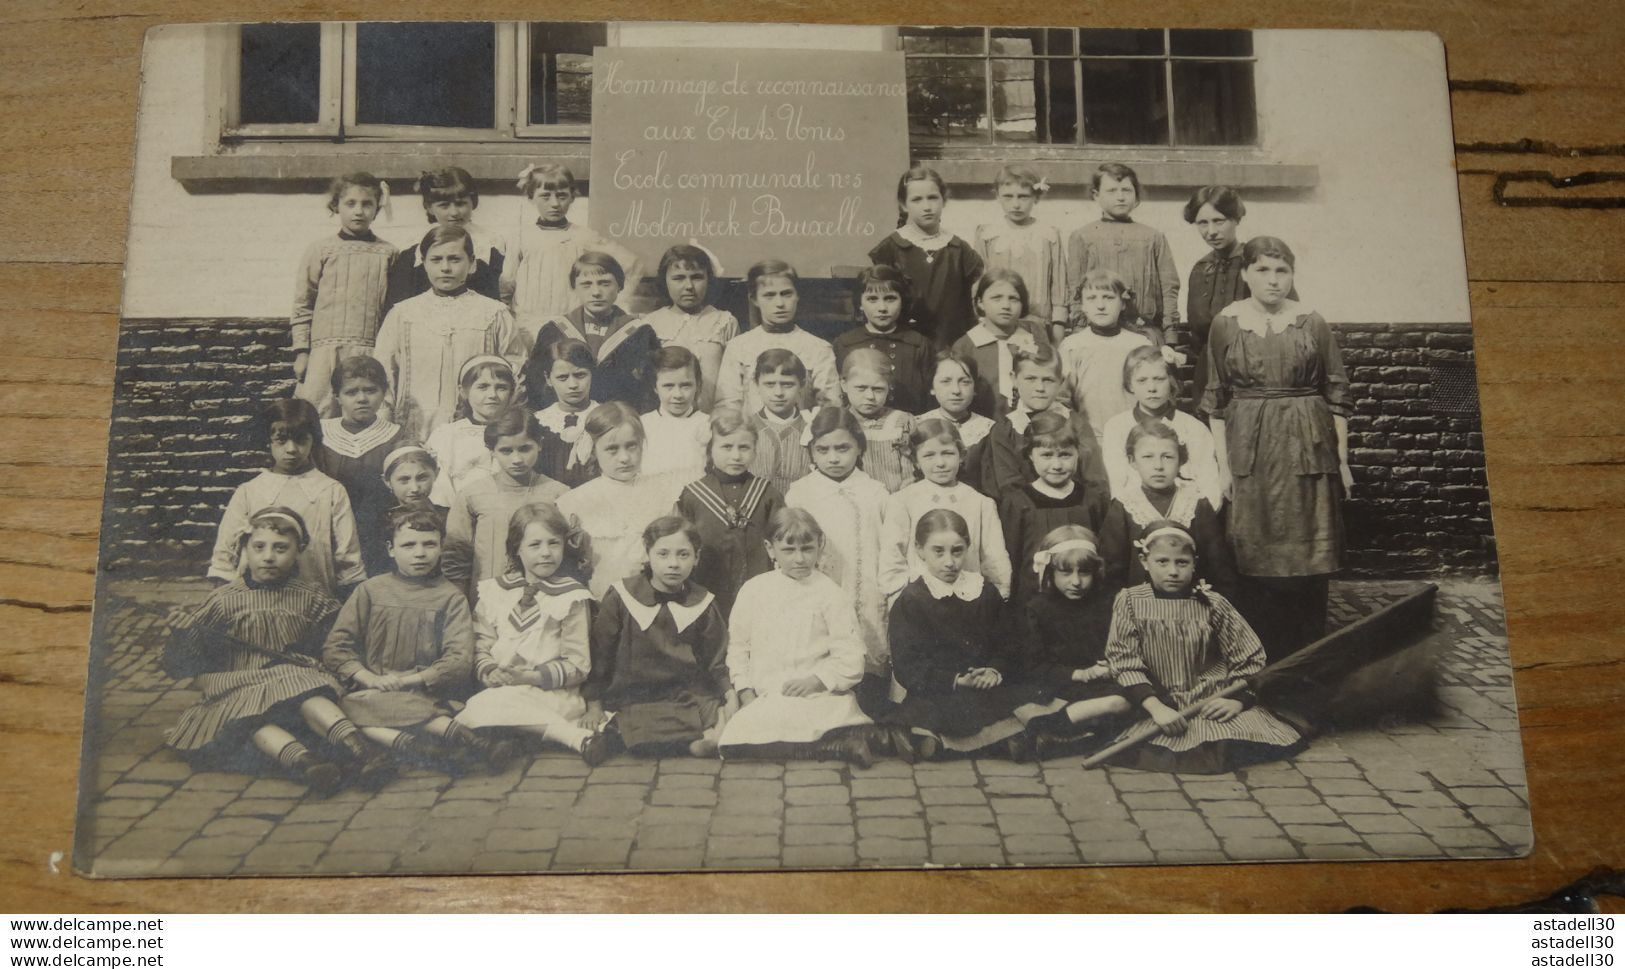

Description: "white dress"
1059 326 1154 440
371 289 522 443
718 570 873 746
457 574 594 728
500 220 616 347
557 474 685 598
425 418 494 507
714 325 842 414
642 304 740 356
878 480 1012 599
784 469 891 675
208 468 365 596
917 407 994 450
1100 406 1223 508
639 409 711 492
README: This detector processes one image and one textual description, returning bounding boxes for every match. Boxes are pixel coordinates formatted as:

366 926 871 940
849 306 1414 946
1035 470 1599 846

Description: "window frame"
898 26 1259 152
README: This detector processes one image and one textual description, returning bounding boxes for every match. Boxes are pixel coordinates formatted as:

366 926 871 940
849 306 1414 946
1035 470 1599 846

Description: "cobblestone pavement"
77 577 1529 877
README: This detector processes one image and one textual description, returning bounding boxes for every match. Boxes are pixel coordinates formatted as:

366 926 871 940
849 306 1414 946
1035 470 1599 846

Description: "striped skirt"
1107 704 1305 774
166 666 343 753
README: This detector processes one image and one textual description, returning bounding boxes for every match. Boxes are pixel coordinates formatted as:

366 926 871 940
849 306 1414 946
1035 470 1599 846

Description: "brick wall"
100 303 1495 578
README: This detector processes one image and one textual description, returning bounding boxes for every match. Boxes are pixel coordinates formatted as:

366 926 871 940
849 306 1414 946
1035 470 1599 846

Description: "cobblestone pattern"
77 578 1529 877
102 317 1493 579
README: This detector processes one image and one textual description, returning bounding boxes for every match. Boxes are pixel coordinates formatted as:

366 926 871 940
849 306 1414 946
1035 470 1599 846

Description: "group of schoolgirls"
164 158 1312 794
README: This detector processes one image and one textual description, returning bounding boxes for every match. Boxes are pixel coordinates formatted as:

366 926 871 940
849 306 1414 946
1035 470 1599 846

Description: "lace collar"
920 570 985 601
320 417 399 459
1120 481 1202 529
896 223 955 254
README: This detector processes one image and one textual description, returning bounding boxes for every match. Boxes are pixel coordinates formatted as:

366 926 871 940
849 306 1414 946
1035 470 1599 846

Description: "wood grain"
1 0 1621 913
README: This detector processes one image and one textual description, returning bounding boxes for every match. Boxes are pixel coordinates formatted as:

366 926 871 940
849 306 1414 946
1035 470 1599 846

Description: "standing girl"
869 166 985 350
640 345 711 489
1059 269 1154 442
1202 237 1351 659
997 409 1109 607
290 172 397 412
676 405 783 619
501 163 640 347
385 166 505 315
973 166 1069 343
641 244 740 410
317 356 405 576
1103 520 1305 773
522 251 661 414
885 509 1052 761
1100 346 1221 506
372 224 523 442
744 349 815 498
1065 162 1180 341
832 265 934 414
981 342 1108 500
458 502 610 766
209 399 365 598
785 407 892 713
879 418 1012 600
717 508 875 766
167 507 385 792
531 338 599 489
951 269 1052 419
442 408 568 600
715 260 841 412
423 355 517 508
841 348 916 493
558 402 686 598
1098 422 1236 598
1018 525 1128 754
585 515 731 758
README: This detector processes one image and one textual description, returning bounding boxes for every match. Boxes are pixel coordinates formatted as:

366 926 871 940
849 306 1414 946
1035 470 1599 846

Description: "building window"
899 27 1257 149
223 21 606 140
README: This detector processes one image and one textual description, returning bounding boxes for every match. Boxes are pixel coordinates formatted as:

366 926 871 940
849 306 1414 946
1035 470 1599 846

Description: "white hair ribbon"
1031 537 1098 575
515 163 538 191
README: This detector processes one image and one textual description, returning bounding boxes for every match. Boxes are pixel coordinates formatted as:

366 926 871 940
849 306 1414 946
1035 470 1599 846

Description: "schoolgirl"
714 260 841 413
530 337 600 490
831 265 934 414
384 166 505 314
423 354 517 507
841 348 916 493
950 268 1053 420
639 345 711 489
522 250 661 414
1065 162 1180 340
640 243 740 410
997 409 1110 607
316 355 405 576
869 165 985 350
1098 421 1235 598
973 166 1069 343
675 405 783 618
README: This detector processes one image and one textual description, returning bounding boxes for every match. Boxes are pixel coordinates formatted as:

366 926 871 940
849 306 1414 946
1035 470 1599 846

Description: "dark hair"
895 165 948 227
1241 235 1297 270
746 259 800 302
1138 518 1197 556
383 446 438 478
914 507 970 546
642 514 703 556
483 407 546 451
1091 162 1142 200
767 507 824 546
325 172 385 215
1121 344 1171 392
1126 419 1189 465
570 250 626 289
753 348 807 383
246 505 310 550
854 265 911 321
388 504 446 541
806 406 867 457
1022 409 1081 464
1010 341 1060 378
584 400 647 451
1183 185 1246 224
418 223 475 259
450 356 516 422
931 348 980 386
653 345 702 384
519 163 577 199
256 398 321 453
505 502 592 579
329 354 389 396
417 167 478 220
975 268 1031 320
536 338 596 385
656 245 717 309
908 416 965 465
1035 524 1104 591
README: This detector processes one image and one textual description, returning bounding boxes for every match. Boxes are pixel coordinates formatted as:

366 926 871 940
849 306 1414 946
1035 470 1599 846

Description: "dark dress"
980 407 1110 501
535 412 598 490
832 325 935 414
1021 588 1124 704
1097 482 1238 600
887 576 1049 737
585 574 729 751
869 232 985 351
675 471 783 620
317 418 407 577
383 235 504 314
999 482 1109 607
1184 244 1297 412
523 306 662 413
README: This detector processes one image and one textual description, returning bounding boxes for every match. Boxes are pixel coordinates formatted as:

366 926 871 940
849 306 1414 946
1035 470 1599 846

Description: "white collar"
897 223 954 253
1008 404 1066 435
1232 298 1307 336
613 579 714 634
1031 479 1074 500
1120 481 1203 530
536 401 595 434
320 417 399 459
921 570 985 601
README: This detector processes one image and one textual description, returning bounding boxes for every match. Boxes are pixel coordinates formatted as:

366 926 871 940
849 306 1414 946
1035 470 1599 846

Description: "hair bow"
567 428 595 471
688 238 724 278
1032 176 1051 195
515 164 537 191
1031 537 1097 575
376 179 393 222
796 410 818 447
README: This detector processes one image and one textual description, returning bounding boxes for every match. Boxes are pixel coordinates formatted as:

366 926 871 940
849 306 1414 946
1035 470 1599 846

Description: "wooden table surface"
1 0 1621 913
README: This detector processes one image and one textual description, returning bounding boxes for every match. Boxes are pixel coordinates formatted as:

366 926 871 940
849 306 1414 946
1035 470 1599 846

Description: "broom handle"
1080 680 1251 769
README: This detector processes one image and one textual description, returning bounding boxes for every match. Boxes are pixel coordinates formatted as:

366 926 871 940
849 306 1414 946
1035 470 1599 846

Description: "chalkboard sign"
588 46 910 279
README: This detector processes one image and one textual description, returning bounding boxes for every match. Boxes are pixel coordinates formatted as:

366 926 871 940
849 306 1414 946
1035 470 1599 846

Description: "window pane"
901 27 985 55
355 23 495 128
529 22 606 125
1080 29 1164 56
239 23 321 125
1081 59 1168 145
1170 29 1253 57
991 29 1039 57
906 57 989 143
1173 61 1257 145
991 58 1076 144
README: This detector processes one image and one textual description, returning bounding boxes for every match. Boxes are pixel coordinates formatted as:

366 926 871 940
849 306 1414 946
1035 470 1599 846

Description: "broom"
1080 584 1438 769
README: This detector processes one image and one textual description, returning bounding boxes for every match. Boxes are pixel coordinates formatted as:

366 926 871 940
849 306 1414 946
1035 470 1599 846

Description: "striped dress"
854 409 916 494
750 410 813 499
165 578 343 753
1104 584 1304 773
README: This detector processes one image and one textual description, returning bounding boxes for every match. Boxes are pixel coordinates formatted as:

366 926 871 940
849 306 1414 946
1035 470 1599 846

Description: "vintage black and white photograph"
74 21 1524 877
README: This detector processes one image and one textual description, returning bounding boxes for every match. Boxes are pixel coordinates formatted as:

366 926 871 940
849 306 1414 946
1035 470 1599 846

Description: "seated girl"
717 508 875 766
584 515 731 758
424 354 518 507
457 502 609 766
1103 520 1305 773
